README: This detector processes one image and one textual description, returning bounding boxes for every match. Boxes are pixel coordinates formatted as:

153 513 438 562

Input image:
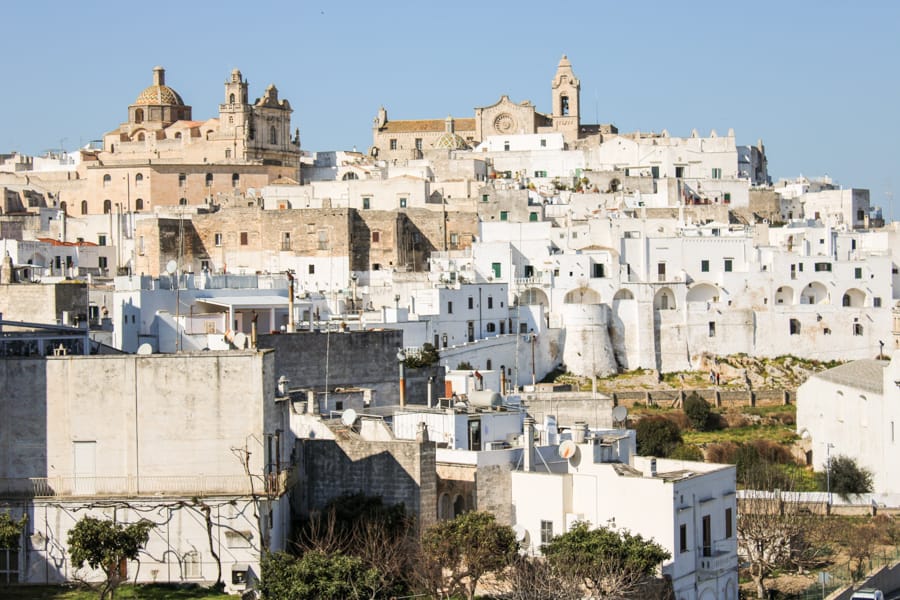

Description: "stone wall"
0 281 88 324
297 434 437 528
522 392 615 429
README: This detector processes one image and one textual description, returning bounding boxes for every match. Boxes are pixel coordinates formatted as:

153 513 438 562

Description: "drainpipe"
523 417 535 472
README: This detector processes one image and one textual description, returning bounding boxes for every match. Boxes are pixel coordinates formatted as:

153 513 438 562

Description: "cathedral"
75 67 301 215
370 55 616 162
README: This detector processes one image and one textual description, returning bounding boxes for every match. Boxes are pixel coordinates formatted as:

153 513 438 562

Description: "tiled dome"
133 66 184 106
433 132 470 150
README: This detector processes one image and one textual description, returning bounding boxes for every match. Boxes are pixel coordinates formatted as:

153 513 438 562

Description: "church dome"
133 66 185 106
433 132 470 150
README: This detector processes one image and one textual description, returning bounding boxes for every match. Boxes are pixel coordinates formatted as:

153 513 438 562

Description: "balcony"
696 541 738 580
0 472 290 498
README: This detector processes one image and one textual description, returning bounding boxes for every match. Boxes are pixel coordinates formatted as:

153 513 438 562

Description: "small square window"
363 197 371 210
399 198 407 208
724 259 733 272
372 231 380 243
389 139 397 150
854 267 862 279
308 264 315 275
240 232 248 246
482 194 489 202
701 260 709 272
500 211 509 221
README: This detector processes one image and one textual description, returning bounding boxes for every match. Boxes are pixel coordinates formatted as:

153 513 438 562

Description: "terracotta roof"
381 118 476 134
170 120 204 128
36 237 98 247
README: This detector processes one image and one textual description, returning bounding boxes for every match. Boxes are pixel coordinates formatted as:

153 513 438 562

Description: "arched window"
232 173 240 188
453 495 465 517
103 200 112 214
342 172 358 181
229 93 235 104
59 201 67 214
174 132 182 140
135 198 144 211
269 126 277 144
102 174 111 187
205 173 213 187
134 108 144 123
225 148 232 159
179 198 187 206
135 173 143 185
137 133 145 142
81 200 88 215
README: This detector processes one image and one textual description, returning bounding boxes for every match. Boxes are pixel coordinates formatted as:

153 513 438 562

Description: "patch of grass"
684 424 799 446
0 584 232 600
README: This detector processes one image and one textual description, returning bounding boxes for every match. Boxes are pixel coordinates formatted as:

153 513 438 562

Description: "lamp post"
826 442 835 507
530 330 537 387
397 348 407 408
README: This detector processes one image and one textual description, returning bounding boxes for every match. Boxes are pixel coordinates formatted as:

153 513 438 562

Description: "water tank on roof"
468 389 503 409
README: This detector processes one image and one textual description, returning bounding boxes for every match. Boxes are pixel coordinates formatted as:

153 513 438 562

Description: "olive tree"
67 516 155 600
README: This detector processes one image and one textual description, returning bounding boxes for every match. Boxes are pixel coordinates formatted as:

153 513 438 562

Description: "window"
486 322 496 333
468 297 474 309
179 197 187 206
503 141 510 151
724 259 733 272
415 138 422 151
540 520 554 544
205 173 213 186
281 232 291 251
592 263 605 278
675 166 684 178
98 256 108 269
372 231 380 243
178 173 186 187
724 192 731 203
790 319 800 335
853 323 863 336
855 267 862 279
103 200 112 214
702 515 712 557
540 138 547 148
491 262 502 278
399 197 407 208
240 232 248 246
679 524 688 553
450 233 459 246
134 108 144 123
184 552 200 579
362 197 371 209
135 173 143 185
389 139 398 150
725 508 733 539
701 259 709 272
487 296 493 309
814 262 832 272
232 173 240 188
448 301 453 314
225 148 231 159
482 194 489 202
270 126 277 144
0 546 19 583
708 321 716 337
214 233 222 247
523 265 534 278
102 174 111 187
657 262 666 282
308 264 315 275
317 230 328 250
874 297 882 308
98 235 107 246
81 200 88 215
711 168 722 179
135 198 144 211
857 209 865 221
529 212 538 221
500 211 509 221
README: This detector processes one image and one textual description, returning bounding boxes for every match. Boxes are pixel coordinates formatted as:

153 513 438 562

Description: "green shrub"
669 444 704 461
683 392 712 430
817 455 874 499
635 415 683 457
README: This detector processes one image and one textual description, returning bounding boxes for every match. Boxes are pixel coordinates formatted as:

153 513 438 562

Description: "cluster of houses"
0 55 896 599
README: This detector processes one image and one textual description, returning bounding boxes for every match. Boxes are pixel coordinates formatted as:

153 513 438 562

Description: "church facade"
73 67 300 215
370 55 616 162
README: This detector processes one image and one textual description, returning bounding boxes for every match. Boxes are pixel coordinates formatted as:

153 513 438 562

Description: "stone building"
371 55 616 162
41 67 301 216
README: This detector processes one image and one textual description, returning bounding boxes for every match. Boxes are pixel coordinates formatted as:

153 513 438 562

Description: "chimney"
153 66 165 86
523 417 535 472
416 421 429 443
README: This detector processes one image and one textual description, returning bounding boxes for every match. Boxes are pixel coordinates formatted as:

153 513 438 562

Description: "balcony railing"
0 473 288 498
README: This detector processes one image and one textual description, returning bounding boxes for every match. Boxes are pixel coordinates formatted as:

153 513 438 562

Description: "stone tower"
551 55 581 146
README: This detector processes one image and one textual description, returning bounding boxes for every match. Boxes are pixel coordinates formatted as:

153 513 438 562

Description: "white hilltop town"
0 55 898 600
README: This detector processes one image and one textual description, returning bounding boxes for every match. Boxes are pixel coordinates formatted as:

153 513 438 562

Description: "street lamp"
826 442 835 507
397 348 407 408
530 330 537 387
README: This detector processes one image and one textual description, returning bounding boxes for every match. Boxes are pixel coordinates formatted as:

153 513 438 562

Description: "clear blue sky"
3 1 898 214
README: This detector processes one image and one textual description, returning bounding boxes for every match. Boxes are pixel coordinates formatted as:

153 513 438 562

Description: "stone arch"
518 287 549 307
342 172 358 180
842 287 866 307
438 493 451 520
613 288 634 301
801 281 829 305
653 287 676 310
563 287 601 304
775 285 794 305
686 283 720 303
453 494 465 517
103 199 112 214
59 201 67 214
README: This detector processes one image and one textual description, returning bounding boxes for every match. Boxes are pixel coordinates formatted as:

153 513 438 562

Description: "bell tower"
219 68 251 140
551 55 581 146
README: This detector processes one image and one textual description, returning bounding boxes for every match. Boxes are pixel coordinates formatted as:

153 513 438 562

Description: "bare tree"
495 554 583 600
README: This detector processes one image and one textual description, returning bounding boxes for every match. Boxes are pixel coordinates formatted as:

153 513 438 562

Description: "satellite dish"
136 343 153 355
341 408 358 428
165 260 177 275
513 524 528 542
612 405 628 424
233 332 247 349
559 439 578 460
